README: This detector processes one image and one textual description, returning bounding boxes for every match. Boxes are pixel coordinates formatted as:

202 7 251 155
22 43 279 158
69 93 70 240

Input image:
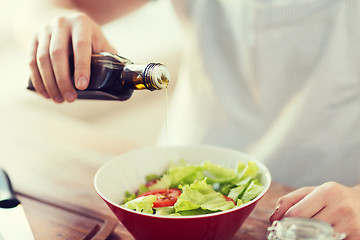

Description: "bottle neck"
121 63 170 91
143 63 170 90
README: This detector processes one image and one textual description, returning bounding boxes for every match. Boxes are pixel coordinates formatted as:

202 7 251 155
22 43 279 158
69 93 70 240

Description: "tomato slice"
223 195 236 204
137 188 182 208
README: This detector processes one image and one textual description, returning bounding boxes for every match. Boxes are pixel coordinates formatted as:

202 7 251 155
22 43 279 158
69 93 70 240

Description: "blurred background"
0 0 183 161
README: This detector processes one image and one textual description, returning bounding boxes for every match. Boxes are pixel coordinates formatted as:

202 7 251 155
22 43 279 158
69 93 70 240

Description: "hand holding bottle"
27 12 116 103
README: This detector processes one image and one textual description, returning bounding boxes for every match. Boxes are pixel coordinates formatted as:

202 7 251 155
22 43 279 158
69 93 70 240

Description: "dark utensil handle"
0 169 16 202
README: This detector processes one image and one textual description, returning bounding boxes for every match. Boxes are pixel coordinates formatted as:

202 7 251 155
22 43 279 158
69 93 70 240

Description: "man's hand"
27 12 116 103
16 0 147 103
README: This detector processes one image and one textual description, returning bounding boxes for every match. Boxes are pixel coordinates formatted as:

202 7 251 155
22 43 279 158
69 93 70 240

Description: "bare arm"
15 0 148 46
15 0 148 103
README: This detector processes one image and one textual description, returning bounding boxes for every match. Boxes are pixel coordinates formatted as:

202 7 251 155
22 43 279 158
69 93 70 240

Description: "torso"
160 0 360 187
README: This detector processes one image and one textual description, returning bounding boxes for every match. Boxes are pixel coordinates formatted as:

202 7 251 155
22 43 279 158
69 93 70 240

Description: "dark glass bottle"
27 52 170 100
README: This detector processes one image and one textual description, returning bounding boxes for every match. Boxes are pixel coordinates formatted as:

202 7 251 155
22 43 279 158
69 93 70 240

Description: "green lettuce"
122 160 265 216
123 195 156 214
202 161 236 183
174 180 235 213
241 180 264 203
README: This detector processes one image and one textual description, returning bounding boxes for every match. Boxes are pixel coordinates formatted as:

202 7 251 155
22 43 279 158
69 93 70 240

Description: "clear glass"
267 218 346 240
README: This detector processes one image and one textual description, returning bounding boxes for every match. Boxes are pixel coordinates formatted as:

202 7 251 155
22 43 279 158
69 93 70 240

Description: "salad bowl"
94 145 271 240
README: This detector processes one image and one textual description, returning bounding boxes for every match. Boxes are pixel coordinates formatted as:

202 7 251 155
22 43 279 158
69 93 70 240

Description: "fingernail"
64 92 76 102
76 76 88 89
54 96 64 103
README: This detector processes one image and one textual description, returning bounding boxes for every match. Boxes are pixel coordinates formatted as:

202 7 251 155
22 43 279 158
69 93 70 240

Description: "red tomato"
137 188 182 208
145 179 158 188
223 195 236 204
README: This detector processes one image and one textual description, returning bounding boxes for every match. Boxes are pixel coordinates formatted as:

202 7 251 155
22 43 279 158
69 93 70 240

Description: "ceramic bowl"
94 145 271 240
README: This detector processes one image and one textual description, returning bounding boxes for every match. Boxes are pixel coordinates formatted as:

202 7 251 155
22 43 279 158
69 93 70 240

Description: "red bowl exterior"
103 196 261 240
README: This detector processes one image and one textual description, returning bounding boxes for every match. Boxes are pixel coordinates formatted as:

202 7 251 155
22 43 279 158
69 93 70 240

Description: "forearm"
13 0 147 47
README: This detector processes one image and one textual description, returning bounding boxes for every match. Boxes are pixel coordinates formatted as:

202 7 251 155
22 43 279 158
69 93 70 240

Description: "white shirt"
158 0 360 188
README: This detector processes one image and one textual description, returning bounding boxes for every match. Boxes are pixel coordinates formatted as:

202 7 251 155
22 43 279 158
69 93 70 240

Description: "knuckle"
28 57 38 69
71 12 90 23
74 38 90 49
323 181 338 188
337 204 355 217
277 197 285 205
48 90 62 101
52 16 67 26
37 53 49 65
50 47 66 60
321 181 342 197
56 78 71 90
276 196 288 206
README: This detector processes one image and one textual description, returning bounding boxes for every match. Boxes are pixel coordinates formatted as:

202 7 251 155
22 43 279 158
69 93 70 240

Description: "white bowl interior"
94 145 271 208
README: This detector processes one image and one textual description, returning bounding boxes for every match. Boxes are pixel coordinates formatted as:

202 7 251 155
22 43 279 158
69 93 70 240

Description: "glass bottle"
267 218 346 240
27 52 170 101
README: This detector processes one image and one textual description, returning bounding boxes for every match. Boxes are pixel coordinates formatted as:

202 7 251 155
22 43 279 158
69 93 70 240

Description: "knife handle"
0 169 20 208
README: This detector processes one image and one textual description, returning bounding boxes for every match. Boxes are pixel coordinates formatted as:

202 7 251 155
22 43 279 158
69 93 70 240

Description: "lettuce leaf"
122 191 136 204
154 206 175 216
241 180 263 202
123 195 156 214
176 208 213 216
148 174 172 190
235 161 259 182
202 161 236 183
168 165 205 187
174 180 235 212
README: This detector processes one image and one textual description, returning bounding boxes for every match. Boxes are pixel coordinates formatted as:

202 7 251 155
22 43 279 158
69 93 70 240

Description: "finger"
311 205 337 224
49 18 77 102
269 186 314 223
37 30 64 103
71 14 92 90
283 187 326 218
27 35 49 99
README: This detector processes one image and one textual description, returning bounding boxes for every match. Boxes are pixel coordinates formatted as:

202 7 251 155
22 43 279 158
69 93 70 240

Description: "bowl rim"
94 144 272 219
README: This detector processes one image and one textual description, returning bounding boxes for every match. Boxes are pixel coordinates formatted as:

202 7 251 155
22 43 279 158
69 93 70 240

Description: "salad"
122 160 264 216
